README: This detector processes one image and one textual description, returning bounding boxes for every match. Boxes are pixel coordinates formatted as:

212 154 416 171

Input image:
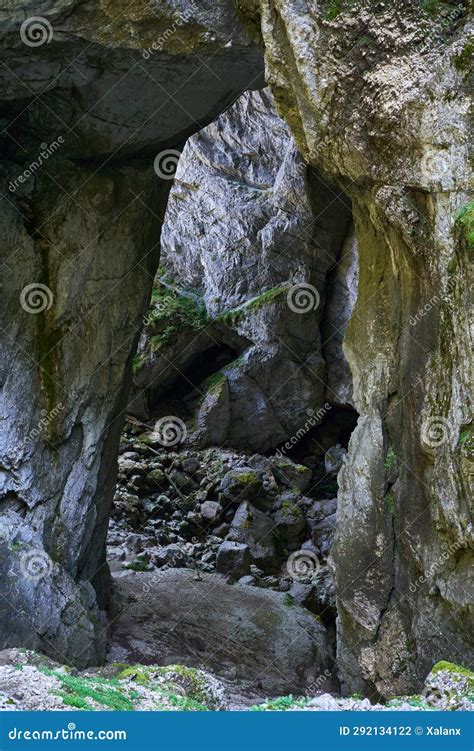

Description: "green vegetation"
453 39 473 72
41 662 215 711
385 493 395 513
42 668 137 711
387 695 429 709
431 661 474 690
132 272 209 373
125 554 151 572
217 285 287 325
132 352 148 373
324 0 361 20
284 593 296 607
250 695 310 711
459 424 473 453
280 500 302 518
420 0 453 18
156 665 213 709
455 202 474 251
117 666 151 686
199 370 227 397
384 447 396 470
148 296 208 351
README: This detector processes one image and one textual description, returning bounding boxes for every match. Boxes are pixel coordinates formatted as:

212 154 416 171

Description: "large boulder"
109 569 336 694
228 501 279 571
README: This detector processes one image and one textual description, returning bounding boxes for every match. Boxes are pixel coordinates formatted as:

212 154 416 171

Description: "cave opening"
107 88 361 700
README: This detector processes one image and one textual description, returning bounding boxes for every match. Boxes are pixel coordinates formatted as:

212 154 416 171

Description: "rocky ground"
109 421 343 621
0 650 472 712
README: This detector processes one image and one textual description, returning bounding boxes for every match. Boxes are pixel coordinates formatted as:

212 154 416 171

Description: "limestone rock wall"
133 88 353 451
252 0 473 696
0 1 264 665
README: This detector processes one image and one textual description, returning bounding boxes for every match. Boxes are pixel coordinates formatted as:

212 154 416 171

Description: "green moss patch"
250 695 310 711
454 39 473 72
455 202 474 251
42 668 136 711
431 661 474 689
217 285 287 325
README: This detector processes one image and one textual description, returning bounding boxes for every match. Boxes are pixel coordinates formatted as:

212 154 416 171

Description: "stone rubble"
108 422 341 621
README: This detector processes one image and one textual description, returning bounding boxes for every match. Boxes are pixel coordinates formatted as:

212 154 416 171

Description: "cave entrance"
109 88 360 698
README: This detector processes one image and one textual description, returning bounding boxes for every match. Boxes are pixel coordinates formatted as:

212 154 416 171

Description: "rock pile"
108 424 341 622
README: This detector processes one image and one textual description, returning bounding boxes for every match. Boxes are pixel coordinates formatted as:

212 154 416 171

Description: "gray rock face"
307 498 337 558
228 501 279 572
0 2 263 665
257 0 473 695
152 88 353 450
109 569 336 694
216 541 251 581
0 2 264 159
0 0 471 702
0 160 162 666
323 225 359 407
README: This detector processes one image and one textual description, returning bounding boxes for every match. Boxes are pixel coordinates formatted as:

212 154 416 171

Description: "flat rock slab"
109 569 335 695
